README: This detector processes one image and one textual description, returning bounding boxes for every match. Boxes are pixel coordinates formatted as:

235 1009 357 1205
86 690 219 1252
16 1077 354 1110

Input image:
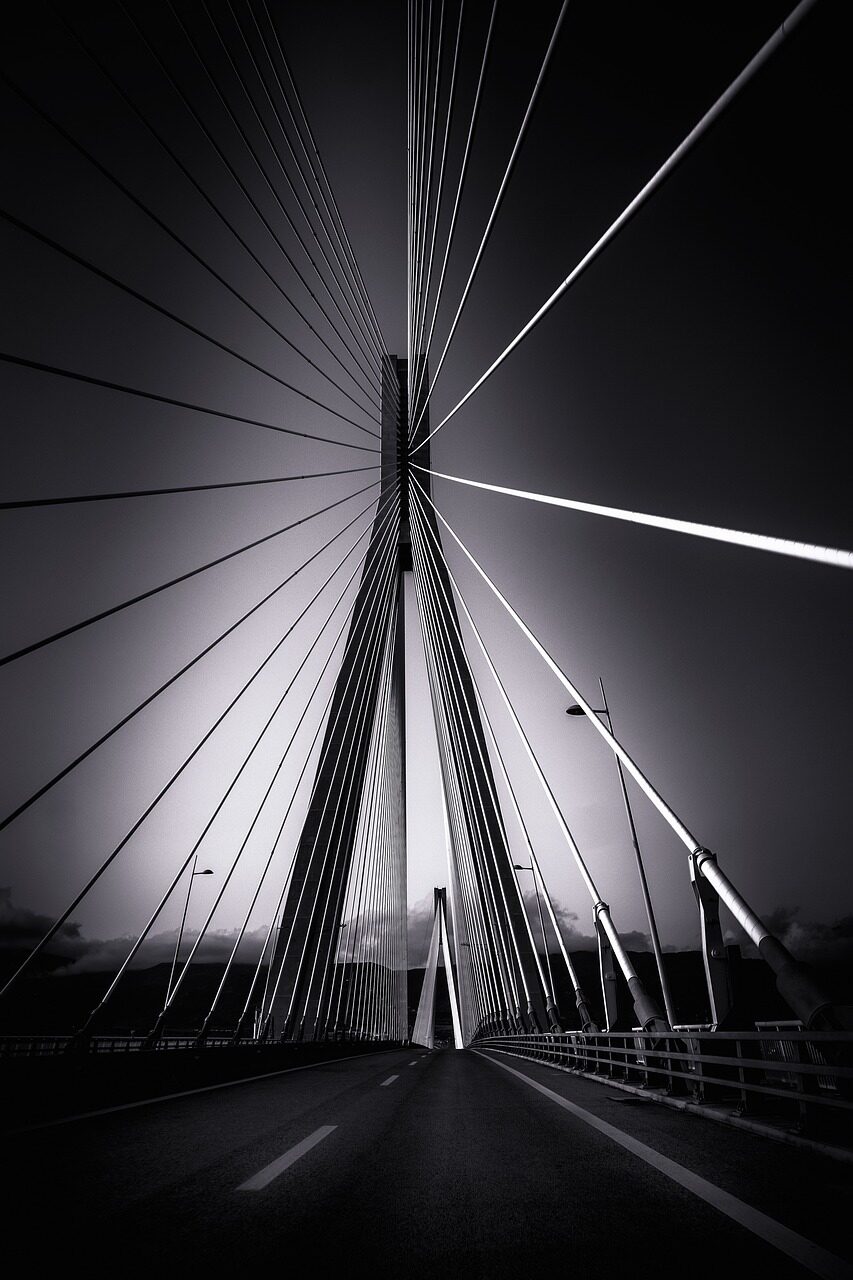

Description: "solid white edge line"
236 1124 337 1191
379 1074 399 1087
10 1049 404 1134
474 1051 853 1280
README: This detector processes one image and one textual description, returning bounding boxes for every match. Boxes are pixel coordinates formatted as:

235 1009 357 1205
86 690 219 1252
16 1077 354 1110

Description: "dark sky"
1 1 850 977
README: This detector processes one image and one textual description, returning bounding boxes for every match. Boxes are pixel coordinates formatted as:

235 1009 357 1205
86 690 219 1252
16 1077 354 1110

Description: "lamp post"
513 863 558 1019
567 676 677 1027
166 856 213 1004
327 920 350 1040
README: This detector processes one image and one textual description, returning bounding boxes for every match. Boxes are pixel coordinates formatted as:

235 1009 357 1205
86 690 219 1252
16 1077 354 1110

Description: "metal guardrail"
0 1033 398 1058
474 1029 853 1135
0 1035 243 1057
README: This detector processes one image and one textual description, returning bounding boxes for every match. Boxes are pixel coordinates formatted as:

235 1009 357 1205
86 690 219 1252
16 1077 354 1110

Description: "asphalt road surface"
6 1048 853 1277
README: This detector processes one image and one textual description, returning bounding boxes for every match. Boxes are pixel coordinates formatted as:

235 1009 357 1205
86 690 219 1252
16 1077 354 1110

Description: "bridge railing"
0 1033 401 1057
475 1029 853 1139
0 1034 244 1057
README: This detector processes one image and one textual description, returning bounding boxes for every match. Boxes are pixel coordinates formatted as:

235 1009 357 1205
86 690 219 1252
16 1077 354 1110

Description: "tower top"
384 356 410 570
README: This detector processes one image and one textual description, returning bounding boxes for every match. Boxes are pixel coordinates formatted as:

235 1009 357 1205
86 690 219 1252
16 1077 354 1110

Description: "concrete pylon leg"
689 851 733 1027
595 914 620 1031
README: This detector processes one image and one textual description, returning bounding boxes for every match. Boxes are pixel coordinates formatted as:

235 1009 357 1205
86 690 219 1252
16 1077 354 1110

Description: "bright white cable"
409 0 497 430
234 4 388 380
411 0 447 361
414 474 701 853
417 0 820 448
412 0 462 366
411 0 570 442
411 0 434 360
200 2 386 379
259 0 391 358
417 466 853 571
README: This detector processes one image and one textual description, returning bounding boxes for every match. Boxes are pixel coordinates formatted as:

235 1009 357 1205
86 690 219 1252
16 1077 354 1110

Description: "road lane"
6 1048 852 1276
4 1047 415 1216
476 1051 853 1280
10 1046 403 1132
474 1048 853 1264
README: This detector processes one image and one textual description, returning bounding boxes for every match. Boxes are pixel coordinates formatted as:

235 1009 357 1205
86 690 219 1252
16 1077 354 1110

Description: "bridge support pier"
692 849 852 1031
690 851 734 1026
595 902 669 1032
595 912 620 1031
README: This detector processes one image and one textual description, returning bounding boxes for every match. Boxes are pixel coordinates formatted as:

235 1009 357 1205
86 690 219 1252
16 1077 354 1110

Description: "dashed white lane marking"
379 1075 399 1087
236 1125 337 1191
408 1060 419 1066
476 1051 853 1280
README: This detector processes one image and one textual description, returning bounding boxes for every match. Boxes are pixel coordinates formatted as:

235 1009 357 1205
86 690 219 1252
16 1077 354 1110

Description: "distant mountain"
0 943 837 1037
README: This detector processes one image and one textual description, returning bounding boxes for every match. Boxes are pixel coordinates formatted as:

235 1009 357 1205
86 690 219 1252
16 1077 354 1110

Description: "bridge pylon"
264 357 554 1042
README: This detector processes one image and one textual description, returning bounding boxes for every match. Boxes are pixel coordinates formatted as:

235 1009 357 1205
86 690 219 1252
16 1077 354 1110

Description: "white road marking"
11 1049 402 1133
476 1051 853 1280
379 1074 399 1087
236 1125 336 1191
408 1060 419 1066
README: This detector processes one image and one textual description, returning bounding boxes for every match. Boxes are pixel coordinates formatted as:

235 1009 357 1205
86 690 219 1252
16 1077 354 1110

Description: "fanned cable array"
1 0 846 1053
0 1 406 1046
403 0 847 1045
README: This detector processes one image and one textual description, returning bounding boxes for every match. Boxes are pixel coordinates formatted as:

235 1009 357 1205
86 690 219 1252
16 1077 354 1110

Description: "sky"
1 0 850 984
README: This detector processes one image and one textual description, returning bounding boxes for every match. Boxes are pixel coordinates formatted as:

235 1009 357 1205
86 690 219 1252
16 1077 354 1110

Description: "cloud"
543 895 651 953
403 889 653 965
0 887 87 955
0 889 272 974
407 896 436 966
56 926 270 975
760 906 853 966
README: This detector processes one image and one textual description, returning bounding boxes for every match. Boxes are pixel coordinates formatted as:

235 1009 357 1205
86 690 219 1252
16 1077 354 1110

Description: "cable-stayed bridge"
1 0 851 1273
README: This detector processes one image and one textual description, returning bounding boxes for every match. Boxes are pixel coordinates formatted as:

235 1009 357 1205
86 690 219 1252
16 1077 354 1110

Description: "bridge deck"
5 1049 852 1275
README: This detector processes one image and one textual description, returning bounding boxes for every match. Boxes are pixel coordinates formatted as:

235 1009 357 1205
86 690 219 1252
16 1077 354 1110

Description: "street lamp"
337 919 351 981
514 863 562 1030
566 676 677 1027
166 857 213 1003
